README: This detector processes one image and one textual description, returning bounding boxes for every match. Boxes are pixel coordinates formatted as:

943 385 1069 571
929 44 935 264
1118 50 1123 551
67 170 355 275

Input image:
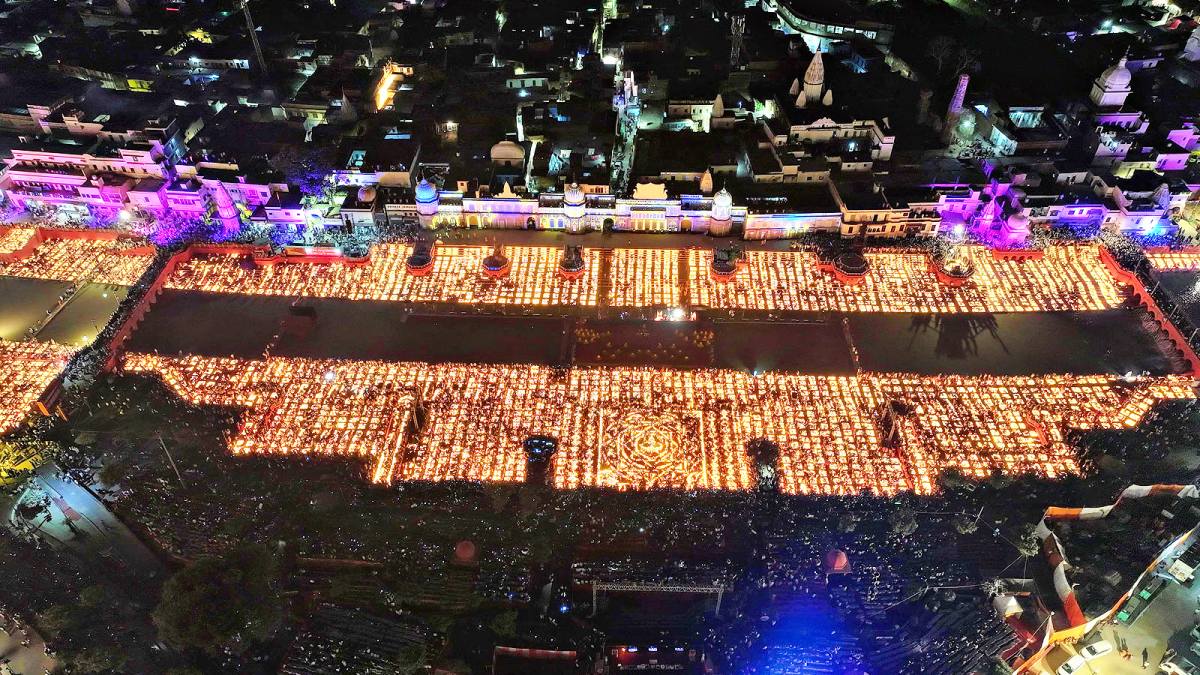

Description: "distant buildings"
0 0 1197 247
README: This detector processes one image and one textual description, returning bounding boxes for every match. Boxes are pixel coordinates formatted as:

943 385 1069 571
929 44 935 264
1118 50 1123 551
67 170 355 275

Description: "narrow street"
8 465 164 582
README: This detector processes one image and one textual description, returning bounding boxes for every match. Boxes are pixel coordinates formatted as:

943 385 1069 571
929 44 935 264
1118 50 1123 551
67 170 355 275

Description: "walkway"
8 465 164 581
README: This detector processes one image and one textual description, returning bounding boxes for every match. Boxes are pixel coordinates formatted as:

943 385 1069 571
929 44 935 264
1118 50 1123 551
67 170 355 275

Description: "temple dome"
564 182 585 205
713 187 733 208
357 185 377 203
1097 57 1132 91
414 178 438 203
490 140 525 164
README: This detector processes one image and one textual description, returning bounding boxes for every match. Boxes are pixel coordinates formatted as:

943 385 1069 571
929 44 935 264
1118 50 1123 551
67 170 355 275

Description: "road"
1030 529 1200 674
0 622 57 675
9 465 164 582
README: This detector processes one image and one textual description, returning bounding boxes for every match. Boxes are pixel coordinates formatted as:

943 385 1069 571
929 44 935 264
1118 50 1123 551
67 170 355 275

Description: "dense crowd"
279 604 430 675
572 559 736 588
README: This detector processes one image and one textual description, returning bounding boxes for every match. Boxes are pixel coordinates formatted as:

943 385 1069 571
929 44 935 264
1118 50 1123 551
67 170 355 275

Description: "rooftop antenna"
241 0 269 75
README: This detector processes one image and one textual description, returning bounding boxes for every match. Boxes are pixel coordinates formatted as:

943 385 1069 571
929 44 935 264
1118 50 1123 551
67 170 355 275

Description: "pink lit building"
1 136 285 233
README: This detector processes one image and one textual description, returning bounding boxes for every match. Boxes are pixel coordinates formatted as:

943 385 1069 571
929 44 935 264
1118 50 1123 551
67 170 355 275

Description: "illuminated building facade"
0 139 284 230
395 178 753 235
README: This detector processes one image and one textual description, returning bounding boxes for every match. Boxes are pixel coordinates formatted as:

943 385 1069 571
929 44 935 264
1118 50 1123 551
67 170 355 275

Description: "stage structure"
588 580 731 618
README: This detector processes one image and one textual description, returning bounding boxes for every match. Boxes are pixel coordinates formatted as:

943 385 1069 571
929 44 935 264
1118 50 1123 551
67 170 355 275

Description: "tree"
952 512 979 535
495 1 507 31
988 470 1013 490
1014 524 1041 557
937 467 970 492
927 36 955 74
888 507 919 537
153 544 283 654
69 647 127 673
79 584 113 609
271 145 337 203
489 610 518 638
954 46 981 76
36 604 78 640
98 460 130 487
397 642 427 675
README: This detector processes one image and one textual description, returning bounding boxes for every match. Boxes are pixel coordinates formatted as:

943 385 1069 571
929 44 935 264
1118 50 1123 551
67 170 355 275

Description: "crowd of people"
703 495 1042 673
279 604 431 675
572 558 736 588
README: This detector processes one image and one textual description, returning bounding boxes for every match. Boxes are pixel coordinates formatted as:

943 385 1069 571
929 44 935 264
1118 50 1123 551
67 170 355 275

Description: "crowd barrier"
102 243 374 371
1098 246 1200 375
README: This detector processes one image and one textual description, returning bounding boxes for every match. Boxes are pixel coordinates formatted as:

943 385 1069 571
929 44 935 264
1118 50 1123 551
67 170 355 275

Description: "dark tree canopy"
153 544 283 654
397 642 428 674
36 603 78 640
271 145 337 200
69 646 127 674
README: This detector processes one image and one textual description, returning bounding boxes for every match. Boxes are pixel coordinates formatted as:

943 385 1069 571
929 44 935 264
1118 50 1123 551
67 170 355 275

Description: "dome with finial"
563 182 585 206
357 185 377 203
713 187 732 208
1097 56 1132 91
415 178 438 204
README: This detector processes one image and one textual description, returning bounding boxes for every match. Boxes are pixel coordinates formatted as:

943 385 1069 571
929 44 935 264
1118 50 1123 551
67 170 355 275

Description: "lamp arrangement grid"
123 353 1194 496
161 243 1127 313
